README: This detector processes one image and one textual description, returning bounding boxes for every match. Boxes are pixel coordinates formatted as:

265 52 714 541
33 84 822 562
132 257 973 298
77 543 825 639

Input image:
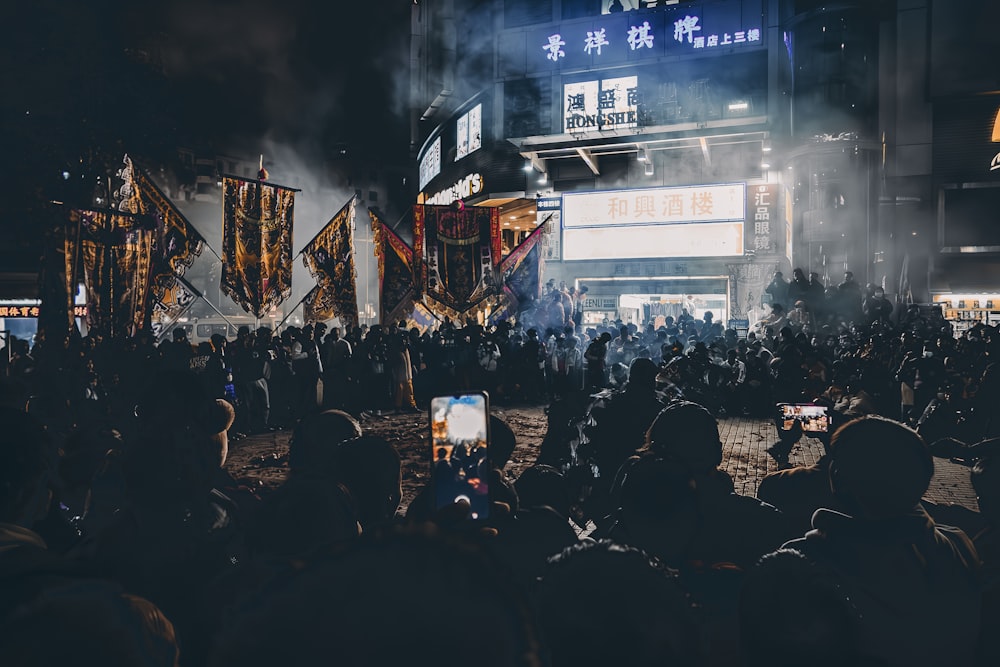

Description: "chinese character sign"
456 103 482 161
674 15 701 43
536 200 562 261
543 34 566 61
584 28 610 55
745 184 778 254
564 76 638 132
539 7 761 66
627 21 655 50
419 136 441 190
565 184 745 228
562 184 746 261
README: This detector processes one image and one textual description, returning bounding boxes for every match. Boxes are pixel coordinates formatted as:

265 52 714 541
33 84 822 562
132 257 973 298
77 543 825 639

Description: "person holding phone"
430 392 491 521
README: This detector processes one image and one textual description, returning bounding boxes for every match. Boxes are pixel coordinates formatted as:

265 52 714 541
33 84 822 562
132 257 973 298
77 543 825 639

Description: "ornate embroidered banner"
495 220 547 320
413 204 501 316
221 176 296 318
66 208 155 338
302 197 359 326
371 209 415 325
118 155 207 330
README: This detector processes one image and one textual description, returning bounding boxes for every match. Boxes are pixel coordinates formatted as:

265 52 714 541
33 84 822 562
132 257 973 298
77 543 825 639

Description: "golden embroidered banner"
301 197 358 326
66 208 155 338
117 154 206 329
221 176 296 318
371 209 415 325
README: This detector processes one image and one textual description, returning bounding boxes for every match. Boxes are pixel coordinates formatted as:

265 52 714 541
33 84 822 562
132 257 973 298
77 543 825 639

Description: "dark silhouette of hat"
645 401 722 473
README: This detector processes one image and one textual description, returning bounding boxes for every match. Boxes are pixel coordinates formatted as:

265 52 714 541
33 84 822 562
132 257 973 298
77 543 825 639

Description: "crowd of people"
2 266 1000 665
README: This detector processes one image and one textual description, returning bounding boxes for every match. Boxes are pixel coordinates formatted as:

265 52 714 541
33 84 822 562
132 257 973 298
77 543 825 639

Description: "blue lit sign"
530 1 763 71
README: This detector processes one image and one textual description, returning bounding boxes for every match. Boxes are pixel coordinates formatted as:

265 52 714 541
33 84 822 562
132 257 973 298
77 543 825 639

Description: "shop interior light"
761 162 771 169
728 100 750 112
637 146 650 162
644 161 654 176
523 159 533 173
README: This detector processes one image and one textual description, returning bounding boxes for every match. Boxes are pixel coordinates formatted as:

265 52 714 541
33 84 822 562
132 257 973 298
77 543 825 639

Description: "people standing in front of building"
787 268 811 308
766 271 790 310
320 327 352 411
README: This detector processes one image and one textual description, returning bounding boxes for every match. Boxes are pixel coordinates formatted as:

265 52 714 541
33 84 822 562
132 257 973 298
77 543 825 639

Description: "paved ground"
226 412 980 513
717 415 979 511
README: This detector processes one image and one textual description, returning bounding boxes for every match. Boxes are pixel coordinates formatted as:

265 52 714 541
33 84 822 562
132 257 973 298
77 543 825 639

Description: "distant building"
408 0 1000 331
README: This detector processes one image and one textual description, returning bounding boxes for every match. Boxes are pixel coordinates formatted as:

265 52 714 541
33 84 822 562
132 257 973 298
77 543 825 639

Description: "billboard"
561 183 746 260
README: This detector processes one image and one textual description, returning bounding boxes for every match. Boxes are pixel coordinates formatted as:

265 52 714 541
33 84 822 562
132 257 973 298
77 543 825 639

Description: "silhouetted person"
629 400 796 569
534 540 700 667
740 549 872 667
209 527 542 667
765 271 790 309
783 416 981 667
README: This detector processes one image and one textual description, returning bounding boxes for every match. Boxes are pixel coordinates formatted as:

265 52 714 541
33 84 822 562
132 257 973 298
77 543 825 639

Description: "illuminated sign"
562 184 746 260
538 4 761 66
537 197 562 261
564 76 638 132
419 136 441 190
745 184 777 253
583 296 618 310
424 173 485 206
456 104 482 161
563 221 743 260
0 305 87 318
785 186 793 266
564 183 745 227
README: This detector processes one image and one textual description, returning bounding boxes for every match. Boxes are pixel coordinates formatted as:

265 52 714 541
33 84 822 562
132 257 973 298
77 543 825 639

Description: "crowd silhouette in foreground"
3 270 1000 666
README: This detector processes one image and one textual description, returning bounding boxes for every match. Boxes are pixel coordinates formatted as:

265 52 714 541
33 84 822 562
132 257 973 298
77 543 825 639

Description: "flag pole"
273 289 311 332
175 274 238 331
294 194 358 262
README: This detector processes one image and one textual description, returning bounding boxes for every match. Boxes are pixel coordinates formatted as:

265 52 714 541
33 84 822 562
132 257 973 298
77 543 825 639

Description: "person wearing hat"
615 401 795 570
586 358 666 501
782 416 981 667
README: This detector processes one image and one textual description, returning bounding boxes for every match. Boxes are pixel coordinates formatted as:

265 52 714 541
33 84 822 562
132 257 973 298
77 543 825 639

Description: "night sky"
0 0 413 270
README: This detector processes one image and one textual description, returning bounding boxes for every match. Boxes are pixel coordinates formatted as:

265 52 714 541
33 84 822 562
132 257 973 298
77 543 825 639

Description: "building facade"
409 0 999 331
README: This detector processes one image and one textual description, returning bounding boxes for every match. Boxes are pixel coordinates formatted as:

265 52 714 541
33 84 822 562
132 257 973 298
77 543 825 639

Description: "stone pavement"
718 415 979 511
227 412 981 513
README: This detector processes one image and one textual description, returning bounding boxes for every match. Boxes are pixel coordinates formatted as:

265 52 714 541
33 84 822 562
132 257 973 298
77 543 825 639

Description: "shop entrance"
618 293 728 328
578 277 730 329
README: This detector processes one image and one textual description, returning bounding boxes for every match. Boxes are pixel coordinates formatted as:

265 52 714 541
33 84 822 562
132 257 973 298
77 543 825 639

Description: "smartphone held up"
778 403 830 433
430 392 491 519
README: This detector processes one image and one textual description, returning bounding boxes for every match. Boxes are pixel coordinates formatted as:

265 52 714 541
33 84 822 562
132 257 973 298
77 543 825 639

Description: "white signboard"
537 208 561 261
456 103 482 161
562 184 746 260
784 186 794 266
419 136 441 190
563 184 746 228
563 222 744 260
564 76 638 132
